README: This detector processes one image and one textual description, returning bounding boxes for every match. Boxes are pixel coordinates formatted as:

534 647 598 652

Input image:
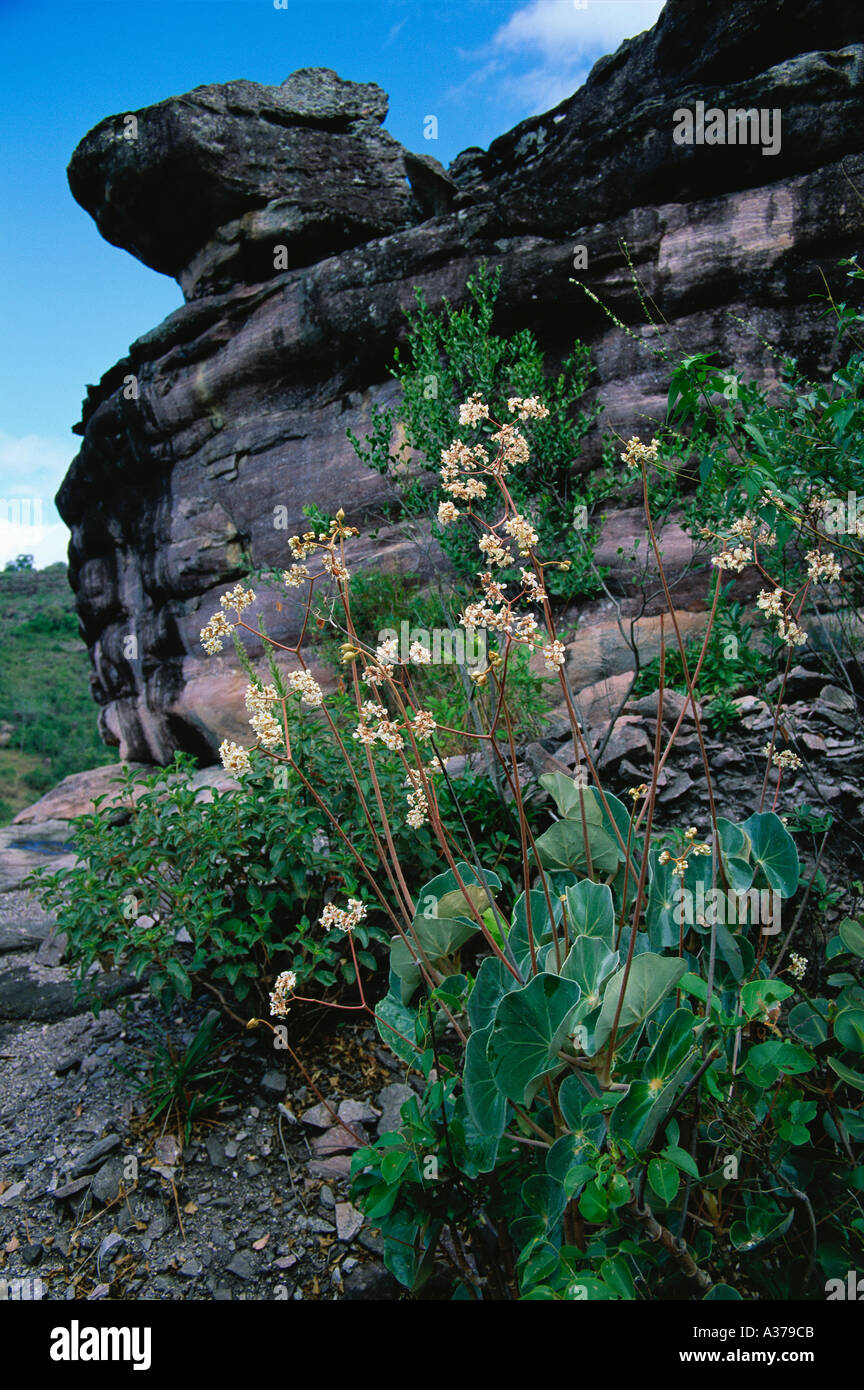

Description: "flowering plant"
191 382 863 1299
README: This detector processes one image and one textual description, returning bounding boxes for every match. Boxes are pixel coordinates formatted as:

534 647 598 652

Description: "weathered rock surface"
57 0 864 762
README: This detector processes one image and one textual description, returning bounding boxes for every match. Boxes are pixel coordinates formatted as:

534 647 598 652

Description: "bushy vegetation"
0 562 115 823
32 258 864 1300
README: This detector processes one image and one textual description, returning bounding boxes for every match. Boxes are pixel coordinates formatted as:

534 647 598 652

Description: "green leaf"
509 891 559 976
559 935 619 1013
463 1024 509 1138
787 1000 829 1046
376 981 422 1064
740 978 794 1019
534 817 619 878
166 959 192 999
521 1174 567 1232
487 973 582 1105
563 879 616 947
594 954 687 1051
557 1074 607 1151
648 1157 680 1204
739 812 799 898
662 1145 699 1179
467 954 513 1032
835 1009 864 1055
839 919 864 959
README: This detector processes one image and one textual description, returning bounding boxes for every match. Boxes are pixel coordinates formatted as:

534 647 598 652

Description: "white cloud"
0 432 73 568
456 0 666 118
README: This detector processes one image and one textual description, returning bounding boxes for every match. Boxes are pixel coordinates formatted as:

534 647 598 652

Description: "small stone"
259 1070 288 1098
311 1124 365 1156
0 1181 26 1207
51 1176 92 1201
307 1154 353 1180
375 1083 414 1136
300 1102 334 1129
205 1136 226 1169
226 1251 254 1279
91 1156 125 1205
319 1185 336 1209
337 1099 379 1126
180 1258 202 1278
21 1244 42 1266
335 1201 363 1243
55 1052 83 1076
70 1135 120 1176
97 1233 125 1267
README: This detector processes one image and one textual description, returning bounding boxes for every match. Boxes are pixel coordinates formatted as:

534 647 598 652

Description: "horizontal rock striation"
57 0 864 762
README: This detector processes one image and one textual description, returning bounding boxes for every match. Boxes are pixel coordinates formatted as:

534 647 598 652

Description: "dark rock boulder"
57 0 864 762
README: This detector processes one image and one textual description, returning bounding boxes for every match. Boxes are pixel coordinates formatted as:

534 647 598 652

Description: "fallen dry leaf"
252 1234 270 1251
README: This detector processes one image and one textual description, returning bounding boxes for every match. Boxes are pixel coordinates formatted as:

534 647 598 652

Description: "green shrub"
347 262 614 599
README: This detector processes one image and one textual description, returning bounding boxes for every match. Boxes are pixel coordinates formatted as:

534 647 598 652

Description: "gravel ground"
0 883 418 1302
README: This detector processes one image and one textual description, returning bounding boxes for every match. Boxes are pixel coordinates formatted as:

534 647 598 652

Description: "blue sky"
0 0 664 567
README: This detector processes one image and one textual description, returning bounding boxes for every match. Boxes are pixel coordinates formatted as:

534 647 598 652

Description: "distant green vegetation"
0 561 115 824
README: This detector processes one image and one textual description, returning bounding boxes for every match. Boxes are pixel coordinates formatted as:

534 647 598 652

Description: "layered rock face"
58 0 864 763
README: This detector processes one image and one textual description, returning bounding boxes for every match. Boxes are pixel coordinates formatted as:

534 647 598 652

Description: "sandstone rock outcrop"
57 0 864 762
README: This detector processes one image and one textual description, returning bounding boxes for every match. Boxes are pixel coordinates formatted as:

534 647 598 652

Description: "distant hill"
0 562 116 825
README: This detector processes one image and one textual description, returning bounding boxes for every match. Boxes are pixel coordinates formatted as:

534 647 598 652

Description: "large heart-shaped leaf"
563 880 616 947
509 890 560 975
467 954 514 1032
739 812 799 898
463 1023 509 1138
609 1009 700 1150
594 953 687 1051
533 817 620 878
839 919 864 959
487 974 582 1105
560 936 619 1014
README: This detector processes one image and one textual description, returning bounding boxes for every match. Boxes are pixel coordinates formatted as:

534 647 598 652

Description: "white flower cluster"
269 969 297 1018
458 393 489 426
489 423 530 471
411 709 437 742
787 952 808 981
200 610 235 654
289 533 317 561
542 639 566 671
620 436 659 470
437 500 460 525
763 744 803 770
756 588 808 649
711 546 752 573
320 898 367 934
200 583 256 653
805 549 841 583
756 588 785 618
220 583 257 615
245 682 283 749
322 552 350 581
728 516 775 546
288 670 324 707
282 564 309 588
503 512 539 556
404 768 429 829
777 617 807 648
478 532 513 568
353 700 405 751
219 740 251 776
507 395 550 421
